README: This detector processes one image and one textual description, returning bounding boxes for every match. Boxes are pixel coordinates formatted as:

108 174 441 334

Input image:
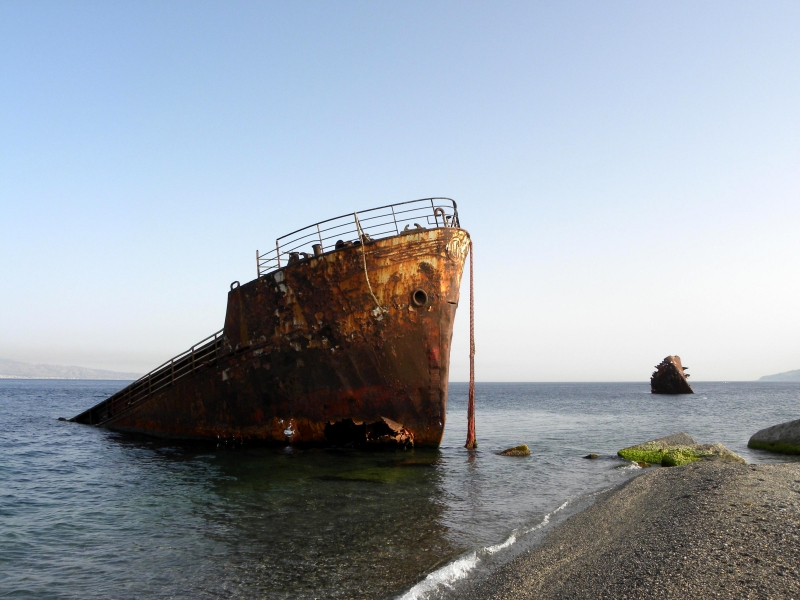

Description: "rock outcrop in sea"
500 444 530 456
650 355 693 394
747 418 800 455
618 433 744 467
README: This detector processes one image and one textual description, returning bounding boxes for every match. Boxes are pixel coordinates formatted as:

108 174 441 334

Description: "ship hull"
79 227 469 447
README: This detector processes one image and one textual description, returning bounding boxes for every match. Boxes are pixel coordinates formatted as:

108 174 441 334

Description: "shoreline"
458 460 800 599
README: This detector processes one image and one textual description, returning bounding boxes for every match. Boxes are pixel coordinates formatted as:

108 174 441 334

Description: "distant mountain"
0 358 140 380
759 368 800 382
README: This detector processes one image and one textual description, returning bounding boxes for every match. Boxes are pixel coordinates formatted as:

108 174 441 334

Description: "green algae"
618 445 704 466
661 448 704 467
618 434 745 467
747 439 800 455
617 446 668 465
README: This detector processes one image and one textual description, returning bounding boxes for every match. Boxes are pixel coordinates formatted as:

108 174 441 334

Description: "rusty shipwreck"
71 198 470 447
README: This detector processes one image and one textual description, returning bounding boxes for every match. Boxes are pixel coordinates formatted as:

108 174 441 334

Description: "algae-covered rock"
584 453 599 459
661 448 702 467
618 433 696 464
748 418 800 455
500 444 530 456
618 434 744 467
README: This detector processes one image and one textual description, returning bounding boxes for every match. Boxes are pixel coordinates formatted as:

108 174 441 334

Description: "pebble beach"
462 460 800 599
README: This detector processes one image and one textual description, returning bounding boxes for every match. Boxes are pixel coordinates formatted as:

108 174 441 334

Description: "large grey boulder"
747 419 800 455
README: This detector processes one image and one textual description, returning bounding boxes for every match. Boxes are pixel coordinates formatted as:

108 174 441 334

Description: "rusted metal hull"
73 227 470 447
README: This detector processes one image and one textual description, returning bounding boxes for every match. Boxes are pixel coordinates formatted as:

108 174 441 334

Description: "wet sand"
462 460 800 599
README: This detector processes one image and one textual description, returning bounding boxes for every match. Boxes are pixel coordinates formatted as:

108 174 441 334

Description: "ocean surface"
2 380 799 599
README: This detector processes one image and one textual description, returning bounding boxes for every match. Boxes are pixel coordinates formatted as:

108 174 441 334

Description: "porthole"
411 288 428 307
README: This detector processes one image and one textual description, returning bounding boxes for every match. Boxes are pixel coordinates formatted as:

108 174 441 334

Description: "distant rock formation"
618 433 744 467
747 419 800 455
758 368 800 382
650 355 693 394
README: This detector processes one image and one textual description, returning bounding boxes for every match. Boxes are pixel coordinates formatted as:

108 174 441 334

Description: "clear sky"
1 1 798 381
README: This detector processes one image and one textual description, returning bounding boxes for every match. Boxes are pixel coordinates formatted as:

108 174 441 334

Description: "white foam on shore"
524 499 569 534
397 499 572 599
484 533 516 554
617 460 643 470
397 552 479 600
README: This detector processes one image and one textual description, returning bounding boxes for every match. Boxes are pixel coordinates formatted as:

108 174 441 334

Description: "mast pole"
465 240 477 449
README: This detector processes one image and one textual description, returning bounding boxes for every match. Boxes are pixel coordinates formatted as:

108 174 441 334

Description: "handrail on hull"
256 197 459 277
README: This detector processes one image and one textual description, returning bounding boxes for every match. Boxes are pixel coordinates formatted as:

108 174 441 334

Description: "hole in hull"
324 418 414 448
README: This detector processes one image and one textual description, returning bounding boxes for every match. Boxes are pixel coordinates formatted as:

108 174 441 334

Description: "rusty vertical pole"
465 240 477 449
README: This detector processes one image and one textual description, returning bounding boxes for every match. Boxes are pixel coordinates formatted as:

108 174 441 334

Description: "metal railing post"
256 250 260 278
276 240 281 268
316 224 324 251
390 206 399 235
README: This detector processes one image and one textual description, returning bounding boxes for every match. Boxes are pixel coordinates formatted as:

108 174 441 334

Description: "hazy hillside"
759 369 800 382
0 358 140 380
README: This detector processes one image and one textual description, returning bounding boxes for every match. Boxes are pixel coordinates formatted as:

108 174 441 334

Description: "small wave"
521 500 568 534
617 461 642 470
397 552 479 600
398 500 572 599
484 533 516 554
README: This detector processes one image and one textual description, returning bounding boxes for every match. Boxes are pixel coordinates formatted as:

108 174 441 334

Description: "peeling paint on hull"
72 227 469 447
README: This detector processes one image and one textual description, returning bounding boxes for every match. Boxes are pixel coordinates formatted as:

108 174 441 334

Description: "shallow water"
1 380 798 599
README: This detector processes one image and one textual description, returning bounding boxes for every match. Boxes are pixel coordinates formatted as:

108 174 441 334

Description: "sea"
1 380 799 600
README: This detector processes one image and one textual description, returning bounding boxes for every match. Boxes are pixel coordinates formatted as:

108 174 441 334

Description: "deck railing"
73 330 225 426
256 197 460 277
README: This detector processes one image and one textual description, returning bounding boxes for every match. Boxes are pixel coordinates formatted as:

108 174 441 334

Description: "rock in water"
618 433 744 467
747 418 800 455
650 355 693 394
500 445 530 456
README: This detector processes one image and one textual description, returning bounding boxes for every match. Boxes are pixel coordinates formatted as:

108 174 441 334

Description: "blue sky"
1 1 798 380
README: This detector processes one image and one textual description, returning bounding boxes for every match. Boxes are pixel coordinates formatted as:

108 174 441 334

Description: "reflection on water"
1 380 799 599
189 446 456 599
0 378 459 599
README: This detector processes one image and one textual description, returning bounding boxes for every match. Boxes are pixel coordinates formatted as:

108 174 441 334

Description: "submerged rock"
500 444 530 456
748 419 800 455
584 453 599 459
651 355 694 394
618 433 744 467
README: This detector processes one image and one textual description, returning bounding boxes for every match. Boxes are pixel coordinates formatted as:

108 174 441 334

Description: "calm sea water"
1 380 799 599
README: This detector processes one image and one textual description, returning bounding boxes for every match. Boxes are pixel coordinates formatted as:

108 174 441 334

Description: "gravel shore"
462 460 800 599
